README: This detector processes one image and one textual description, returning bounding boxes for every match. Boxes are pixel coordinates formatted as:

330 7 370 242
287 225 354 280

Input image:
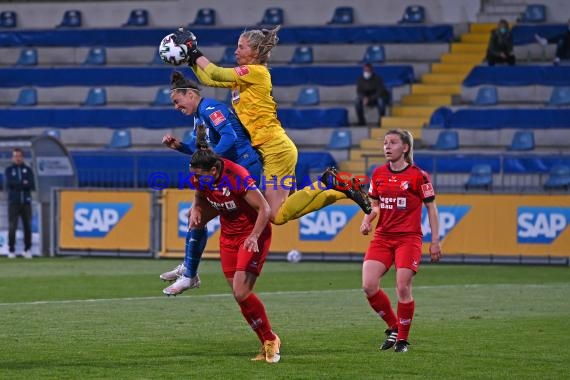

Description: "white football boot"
159 263 186 282
163 274 201 296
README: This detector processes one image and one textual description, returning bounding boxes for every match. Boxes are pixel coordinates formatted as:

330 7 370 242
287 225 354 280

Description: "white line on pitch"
0 283 567 307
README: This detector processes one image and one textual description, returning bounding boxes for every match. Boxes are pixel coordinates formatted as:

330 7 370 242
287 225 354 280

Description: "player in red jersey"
188 148 281 364
360 128 442 353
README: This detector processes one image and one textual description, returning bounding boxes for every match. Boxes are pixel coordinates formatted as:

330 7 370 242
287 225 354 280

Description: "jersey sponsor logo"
299 205 360 241
234 66 249 76
517 207 570 244
421 205 470 242
178 202 220 238
421 183 435 198
208 110 226 126
74 202 132 237
396 197 407 209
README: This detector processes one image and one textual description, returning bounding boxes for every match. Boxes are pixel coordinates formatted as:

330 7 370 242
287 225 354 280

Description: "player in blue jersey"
160 70 263 296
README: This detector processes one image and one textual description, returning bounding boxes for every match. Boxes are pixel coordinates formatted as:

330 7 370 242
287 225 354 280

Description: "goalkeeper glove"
174 27 203 65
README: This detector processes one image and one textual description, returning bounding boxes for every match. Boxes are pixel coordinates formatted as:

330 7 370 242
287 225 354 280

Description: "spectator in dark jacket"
535 18 570 65
355 63 391 126
4 148 35 259
486 19 516 66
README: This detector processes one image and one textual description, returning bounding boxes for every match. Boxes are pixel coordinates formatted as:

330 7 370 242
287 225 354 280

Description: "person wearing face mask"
486 19 516 66
535 18 570 65
355 63 390 126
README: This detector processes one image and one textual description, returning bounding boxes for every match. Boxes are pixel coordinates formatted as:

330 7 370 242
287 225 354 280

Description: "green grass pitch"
0 258 568 379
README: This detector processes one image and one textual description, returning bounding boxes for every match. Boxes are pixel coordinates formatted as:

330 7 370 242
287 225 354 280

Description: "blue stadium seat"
474 86 498 105
361 45 386 64
83 87 107 106
107 129 132 149
14 88 37 106
190 8 216 26
57 10 82 28
507 131 535 151
218 47 236 65
367 164 379 178
290 46 313 64
15 48 38 66
544 165 570 190
151 88 171 106
434 130 459 150
0 11 17 28
43 129 61 139
399 5 425 24
465 164 493 190
258 7 284 25
295 87 320 106
83 47 106 65
328 7 354 25
548 86 570 106
123 9 148 27
149 49 164 65
519 4 546 23
326 130 352 150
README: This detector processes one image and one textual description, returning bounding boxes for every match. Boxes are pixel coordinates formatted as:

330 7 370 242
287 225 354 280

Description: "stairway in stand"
339 23 496 175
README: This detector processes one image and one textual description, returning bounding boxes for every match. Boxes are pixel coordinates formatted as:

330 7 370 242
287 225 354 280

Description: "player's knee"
233 288 251 302
362 282 378 297
395 282 412 300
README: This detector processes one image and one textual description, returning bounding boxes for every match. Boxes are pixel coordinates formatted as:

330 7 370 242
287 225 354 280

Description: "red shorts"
364 234 423 272
219 230 271 279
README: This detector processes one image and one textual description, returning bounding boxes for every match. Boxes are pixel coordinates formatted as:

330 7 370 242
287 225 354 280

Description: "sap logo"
178 202 220 238
422 205 470 242
517 207 570 244
74 203 132 238
299 205 360 241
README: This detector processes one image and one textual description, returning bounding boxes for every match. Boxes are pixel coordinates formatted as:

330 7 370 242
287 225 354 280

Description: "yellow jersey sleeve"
201 63 286 147
191 64 233 89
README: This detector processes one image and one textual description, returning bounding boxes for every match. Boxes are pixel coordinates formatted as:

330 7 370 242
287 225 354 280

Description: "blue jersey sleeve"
177 134 197 156
200 101 237 157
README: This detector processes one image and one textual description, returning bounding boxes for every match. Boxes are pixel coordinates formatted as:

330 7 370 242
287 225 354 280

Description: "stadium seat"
328 7 354 24
519 4 546 23
433 130 459 150
151 88 171 106
15 48 38 66
258 7 284 25
326 130 352 150
0 11 17 28
465 164 493 190
83 87 107 106
361 45 386 64
123 9 148 27
218 47 236 65
474 86 498 105
548 86 570 106
295 87 320 106
83 47 107 65
367 164 379 178
13 88 37 106
290 46 313 64
107 129 132 149
57 10 82 28
43 129 61 139
190 8 216 26
507 131 535 151
399 5 425 24
149 49 164 65
544 164 570 190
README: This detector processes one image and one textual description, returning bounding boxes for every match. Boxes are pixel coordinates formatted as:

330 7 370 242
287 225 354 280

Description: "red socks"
397 300 415 341
238 293 276 342
367 290 398 329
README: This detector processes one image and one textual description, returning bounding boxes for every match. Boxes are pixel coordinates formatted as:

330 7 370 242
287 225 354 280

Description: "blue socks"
184 227 208 278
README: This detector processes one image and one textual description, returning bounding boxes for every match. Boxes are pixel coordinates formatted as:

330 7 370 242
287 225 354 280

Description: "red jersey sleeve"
368 166 381 200
416 169 436 203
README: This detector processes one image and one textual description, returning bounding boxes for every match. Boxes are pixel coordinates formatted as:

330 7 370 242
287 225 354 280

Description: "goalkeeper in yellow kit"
173 26 371 224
